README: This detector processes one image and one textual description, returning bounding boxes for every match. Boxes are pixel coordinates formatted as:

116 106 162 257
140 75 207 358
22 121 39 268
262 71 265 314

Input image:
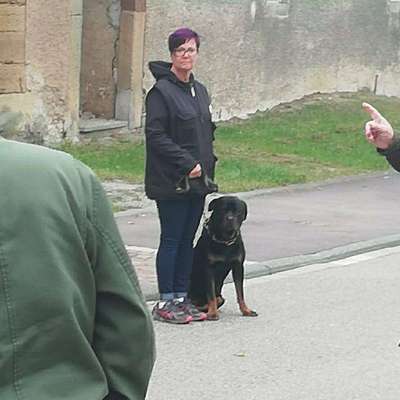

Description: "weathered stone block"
0 32 24 62
118 11 134 90
116 10 145 128
122 0 146 12
0 63 25 93
0 1 25 4
0 3 25 31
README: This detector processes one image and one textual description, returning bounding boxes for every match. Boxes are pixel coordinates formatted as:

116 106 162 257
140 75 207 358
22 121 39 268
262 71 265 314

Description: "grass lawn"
60 92 400 193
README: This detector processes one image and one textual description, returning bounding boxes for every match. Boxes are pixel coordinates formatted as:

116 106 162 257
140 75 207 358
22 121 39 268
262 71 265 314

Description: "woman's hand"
188 163 202 178
363 102 394 150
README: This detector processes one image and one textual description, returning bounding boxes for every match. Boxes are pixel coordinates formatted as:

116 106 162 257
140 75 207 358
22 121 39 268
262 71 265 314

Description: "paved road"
117 171 400 262
146 246 400 400
117 171 400 299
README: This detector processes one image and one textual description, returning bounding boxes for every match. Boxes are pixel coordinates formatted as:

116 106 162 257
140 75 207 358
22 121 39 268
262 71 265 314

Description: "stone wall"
0 0 26 94
143 0 400 121
0 0 26 139
1 0 400 143
0 0 81 144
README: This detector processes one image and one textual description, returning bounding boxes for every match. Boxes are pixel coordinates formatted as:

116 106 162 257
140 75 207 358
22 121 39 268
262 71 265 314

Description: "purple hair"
168 28 200 53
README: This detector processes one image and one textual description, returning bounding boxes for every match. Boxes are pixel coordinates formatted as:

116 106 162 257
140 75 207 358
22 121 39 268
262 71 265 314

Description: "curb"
241 233 400 279
143 233 400 301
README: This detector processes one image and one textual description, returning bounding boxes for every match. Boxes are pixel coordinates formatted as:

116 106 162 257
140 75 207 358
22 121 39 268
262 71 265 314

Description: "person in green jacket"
0 138 155 400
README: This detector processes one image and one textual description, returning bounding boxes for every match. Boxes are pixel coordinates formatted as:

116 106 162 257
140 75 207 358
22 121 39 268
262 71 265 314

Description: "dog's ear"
241 200 248 221
208 197 219 212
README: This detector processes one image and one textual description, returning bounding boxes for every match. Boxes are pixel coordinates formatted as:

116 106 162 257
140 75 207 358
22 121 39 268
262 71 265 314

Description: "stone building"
1 0 400 144
0 0 146 144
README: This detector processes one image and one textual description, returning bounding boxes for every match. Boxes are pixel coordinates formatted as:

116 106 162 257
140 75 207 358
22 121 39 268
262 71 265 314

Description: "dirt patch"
102 180 151 211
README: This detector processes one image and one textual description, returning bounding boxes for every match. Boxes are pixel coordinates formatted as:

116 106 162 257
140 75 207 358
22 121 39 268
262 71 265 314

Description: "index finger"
362 102 383 122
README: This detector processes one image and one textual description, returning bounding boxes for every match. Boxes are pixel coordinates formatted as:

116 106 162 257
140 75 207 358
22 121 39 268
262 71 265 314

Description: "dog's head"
208 196 247 240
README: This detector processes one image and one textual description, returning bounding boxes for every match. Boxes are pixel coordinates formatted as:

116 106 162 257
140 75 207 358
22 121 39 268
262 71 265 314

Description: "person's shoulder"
154 77 175 91
3 139 73 164
3 139 95 179
194 79 207 90
145 81 166 99
145 84 169 109
193 80 209 97
146 84 161 98
71 157 96 180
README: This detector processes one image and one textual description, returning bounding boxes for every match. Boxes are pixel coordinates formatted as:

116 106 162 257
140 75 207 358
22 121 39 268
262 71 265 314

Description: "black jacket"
378 135 400 172
144 61 217 200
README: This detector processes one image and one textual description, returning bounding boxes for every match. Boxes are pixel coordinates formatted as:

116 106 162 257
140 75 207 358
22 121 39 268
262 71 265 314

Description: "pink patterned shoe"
178 299 207 321
152 300 193 324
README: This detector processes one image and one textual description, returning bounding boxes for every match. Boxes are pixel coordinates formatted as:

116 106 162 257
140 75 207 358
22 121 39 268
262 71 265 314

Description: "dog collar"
204 220 240 246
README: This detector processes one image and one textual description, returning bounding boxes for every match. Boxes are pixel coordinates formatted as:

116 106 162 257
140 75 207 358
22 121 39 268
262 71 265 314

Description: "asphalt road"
146 246 400 400
116 171 400 263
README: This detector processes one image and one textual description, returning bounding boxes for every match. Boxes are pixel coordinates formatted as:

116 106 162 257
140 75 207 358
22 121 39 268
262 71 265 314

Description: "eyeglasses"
174 47 197 57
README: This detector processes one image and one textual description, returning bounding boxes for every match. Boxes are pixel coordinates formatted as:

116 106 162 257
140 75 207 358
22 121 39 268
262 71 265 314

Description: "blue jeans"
156 197 205 300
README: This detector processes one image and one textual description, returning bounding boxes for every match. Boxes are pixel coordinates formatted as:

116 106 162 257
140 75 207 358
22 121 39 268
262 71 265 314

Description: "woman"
145 28 217 324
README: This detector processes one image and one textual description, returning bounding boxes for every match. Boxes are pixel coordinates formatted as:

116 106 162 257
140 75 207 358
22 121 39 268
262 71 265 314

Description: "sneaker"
152 300 192 324
178 299 207 321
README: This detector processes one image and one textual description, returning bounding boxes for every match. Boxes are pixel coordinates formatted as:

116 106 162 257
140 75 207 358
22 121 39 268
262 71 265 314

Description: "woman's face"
171 38 198 73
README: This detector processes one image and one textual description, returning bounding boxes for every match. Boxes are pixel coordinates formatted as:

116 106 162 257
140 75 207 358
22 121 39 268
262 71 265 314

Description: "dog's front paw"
242 309 258 317
207 312 219 321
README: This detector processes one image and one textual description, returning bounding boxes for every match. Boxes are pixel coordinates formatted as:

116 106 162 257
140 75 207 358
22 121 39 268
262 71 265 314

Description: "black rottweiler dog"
189 196 258 320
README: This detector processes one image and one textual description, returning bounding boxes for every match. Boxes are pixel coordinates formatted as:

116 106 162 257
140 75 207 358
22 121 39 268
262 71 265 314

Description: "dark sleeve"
83 169 155 400
145 88 197 175
377 134 400 172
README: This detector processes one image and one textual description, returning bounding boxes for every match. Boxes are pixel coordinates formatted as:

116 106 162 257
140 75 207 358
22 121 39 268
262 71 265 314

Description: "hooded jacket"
144 61 217 200
0 138 155 400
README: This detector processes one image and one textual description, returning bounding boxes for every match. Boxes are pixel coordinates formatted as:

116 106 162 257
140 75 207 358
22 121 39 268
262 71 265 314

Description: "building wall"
0 0 81 144
143 0 400 121
1 0 400 142
80 0 120 119
0 0 26 94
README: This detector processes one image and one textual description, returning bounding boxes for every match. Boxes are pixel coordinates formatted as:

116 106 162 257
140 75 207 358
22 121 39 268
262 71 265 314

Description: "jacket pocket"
176 112 198 146
177 111 197 125
200 114 215 143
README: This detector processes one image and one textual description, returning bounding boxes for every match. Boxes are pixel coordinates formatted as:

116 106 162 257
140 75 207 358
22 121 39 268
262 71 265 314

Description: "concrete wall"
143 0 400 121
0 0 81 144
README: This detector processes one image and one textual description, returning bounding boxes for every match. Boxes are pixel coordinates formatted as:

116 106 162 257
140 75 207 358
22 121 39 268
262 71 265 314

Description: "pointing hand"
362 102 394 150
